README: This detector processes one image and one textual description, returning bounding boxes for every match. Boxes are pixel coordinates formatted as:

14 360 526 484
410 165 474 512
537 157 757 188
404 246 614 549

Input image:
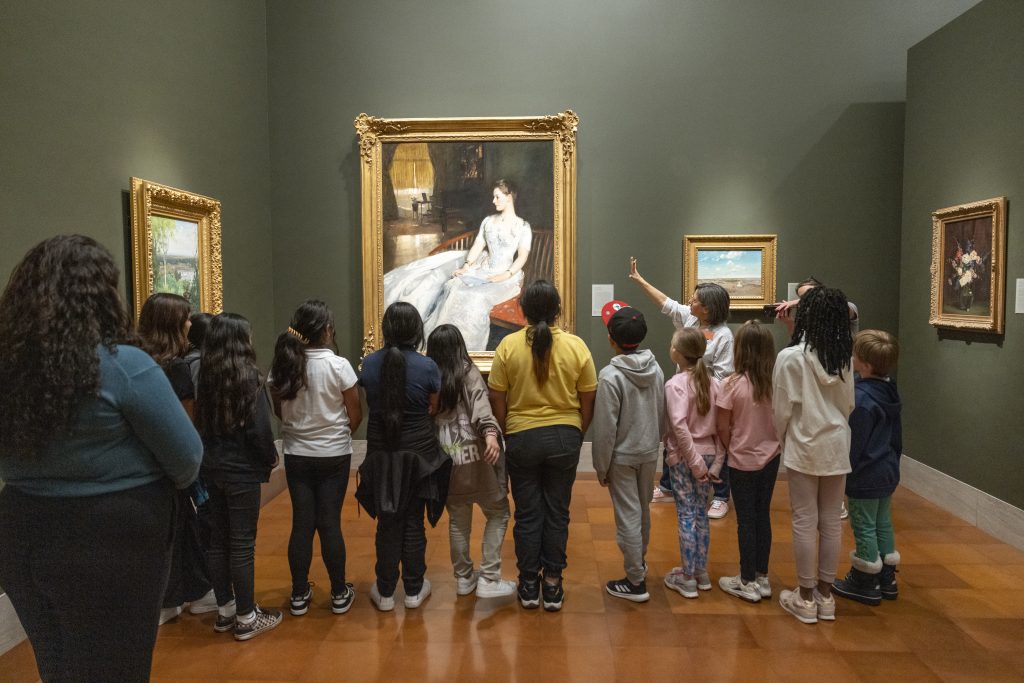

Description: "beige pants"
787 469 846 589
447 497 510 581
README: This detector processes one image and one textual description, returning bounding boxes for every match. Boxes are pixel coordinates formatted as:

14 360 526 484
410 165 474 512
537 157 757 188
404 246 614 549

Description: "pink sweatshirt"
664 372 724 478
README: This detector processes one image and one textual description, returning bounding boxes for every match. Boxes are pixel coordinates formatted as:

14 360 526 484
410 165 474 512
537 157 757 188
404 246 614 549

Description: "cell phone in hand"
762 304 778 319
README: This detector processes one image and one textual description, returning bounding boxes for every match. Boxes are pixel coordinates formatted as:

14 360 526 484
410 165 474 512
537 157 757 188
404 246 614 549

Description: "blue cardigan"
0 345 203 497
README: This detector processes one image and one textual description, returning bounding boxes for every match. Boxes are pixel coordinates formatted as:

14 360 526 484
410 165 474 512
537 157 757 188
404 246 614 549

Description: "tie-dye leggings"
669 455 715 576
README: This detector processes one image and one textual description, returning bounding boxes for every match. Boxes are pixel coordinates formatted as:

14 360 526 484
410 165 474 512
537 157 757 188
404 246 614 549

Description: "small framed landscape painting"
929 196 1006 334
129 177 223 318
682 234 777 310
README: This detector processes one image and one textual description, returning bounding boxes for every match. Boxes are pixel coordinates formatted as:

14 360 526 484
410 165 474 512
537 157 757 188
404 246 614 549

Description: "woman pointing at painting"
384 179 532 351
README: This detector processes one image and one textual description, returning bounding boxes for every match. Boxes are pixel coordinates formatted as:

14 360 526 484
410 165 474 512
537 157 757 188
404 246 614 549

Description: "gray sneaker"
664 571 698 598
719 575 761 603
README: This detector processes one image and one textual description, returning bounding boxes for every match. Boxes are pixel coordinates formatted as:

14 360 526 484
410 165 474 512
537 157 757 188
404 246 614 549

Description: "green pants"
848 496 895 564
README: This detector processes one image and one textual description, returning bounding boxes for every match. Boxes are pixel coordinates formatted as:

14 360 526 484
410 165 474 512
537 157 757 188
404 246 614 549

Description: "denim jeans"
505 424 583 581
0 479 175 683
729 455 780 581
712 455 731 502
285 453 351 595
375 497 428 597
206 480 262 615
447 497 511 581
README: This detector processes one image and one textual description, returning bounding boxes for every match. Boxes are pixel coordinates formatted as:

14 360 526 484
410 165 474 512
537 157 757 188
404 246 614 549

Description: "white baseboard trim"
900 454 1024 552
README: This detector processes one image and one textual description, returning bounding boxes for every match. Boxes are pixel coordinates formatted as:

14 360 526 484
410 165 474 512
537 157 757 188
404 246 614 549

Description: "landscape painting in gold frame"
929 196 1006 334
354 112 578 373
683 234 777 310
129 178 222 319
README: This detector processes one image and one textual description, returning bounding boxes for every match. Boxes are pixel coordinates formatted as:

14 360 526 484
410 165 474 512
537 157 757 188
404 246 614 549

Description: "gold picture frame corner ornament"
929 196 1006 334
682 234 778 310
129 177 223 319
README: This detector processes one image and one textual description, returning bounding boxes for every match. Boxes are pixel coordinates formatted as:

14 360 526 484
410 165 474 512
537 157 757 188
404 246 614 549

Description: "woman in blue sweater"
0 235 203 682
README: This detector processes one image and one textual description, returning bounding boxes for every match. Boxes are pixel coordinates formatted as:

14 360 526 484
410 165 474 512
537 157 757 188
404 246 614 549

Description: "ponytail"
690 357 712 416
269 299 334 402
519 279 561 386
380 344 407 449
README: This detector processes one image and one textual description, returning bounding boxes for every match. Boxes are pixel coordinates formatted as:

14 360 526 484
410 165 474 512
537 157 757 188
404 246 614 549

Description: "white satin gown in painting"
384 216 532 351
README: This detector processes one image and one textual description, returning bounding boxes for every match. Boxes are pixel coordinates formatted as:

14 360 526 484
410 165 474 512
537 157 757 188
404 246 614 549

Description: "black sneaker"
517 578 540 609
542 579 564 612
606 577 650 603
290 582 313 616
233 606 283 641
331 583 355 614
213 613 236 633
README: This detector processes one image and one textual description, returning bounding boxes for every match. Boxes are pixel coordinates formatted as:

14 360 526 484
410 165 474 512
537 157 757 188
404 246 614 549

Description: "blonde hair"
672 328 711 415
730 320 775 403
854 329 899 377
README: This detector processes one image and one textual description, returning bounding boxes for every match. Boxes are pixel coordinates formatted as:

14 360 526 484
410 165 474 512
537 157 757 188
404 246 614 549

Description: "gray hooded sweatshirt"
591 349 666 482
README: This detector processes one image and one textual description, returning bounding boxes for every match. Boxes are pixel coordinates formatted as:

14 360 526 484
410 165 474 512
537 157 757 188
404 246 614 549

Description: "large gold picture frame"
683 234 778 310
929 196 1006 334
129 177 223 318
355 112 579 372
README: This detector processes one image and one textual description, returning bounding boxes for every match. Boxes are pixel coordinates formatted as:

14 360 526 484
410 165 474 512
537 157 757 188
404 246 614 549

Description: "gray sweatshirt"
591 349 666 482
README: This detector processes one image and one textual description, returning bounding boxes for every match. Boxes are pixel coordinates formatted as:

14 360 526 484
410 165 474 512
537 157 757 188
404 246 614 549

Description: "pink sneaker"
708 499 729 519
651 487 673 503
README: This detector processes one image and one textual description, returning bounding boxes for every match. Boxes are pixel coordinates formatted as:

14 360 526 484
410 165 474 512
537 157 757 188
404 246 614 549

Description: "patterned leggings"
669 455 714 576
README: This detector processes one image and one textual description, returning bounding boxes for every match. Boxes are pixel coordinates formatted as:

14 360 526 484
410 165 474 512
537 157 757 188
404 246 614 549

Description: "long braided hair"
788 286 852 379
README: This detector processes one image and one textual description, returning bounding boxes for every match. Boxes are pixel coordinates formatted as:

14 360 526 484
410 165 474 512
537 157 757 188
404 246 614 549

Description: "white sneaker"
476 576 517 598
840 501 849 520
651 487 673 503
158 605 182 625
755 575 772 598
188 589 219 614
813 588 836 621
696 572 712 591
404 578 432 609
456 571 480 596
719 575 761 603
708 499 729 519
779 588 817 624
369 583 395 612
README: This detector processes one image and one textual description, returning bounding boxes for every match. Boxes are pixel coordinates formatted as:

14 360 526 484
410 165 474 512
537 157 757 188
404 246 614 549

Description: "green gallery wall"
3 1 1019 512
0 0 277 357
899 0 1024 508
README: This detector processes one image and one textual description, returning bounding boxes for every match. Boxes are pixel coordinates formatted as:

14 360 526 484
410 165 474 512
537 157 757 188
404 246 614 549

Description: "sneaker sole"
664 578 698 599
605 586 650 602
289 605 309 616
880 591 898 601
519 597 540 609
371 600 395 612
331 600 354 614
476 588 516 599
234 619 282 641
779 598 818 624
456 585 479 596
213 621 235 633
543 600 563 612
720 585 761 603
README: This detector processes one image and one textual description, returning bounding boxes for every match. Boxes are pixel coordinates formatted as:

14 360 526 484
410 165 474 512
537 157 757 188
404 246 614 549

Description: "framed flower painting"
929 197 1006 334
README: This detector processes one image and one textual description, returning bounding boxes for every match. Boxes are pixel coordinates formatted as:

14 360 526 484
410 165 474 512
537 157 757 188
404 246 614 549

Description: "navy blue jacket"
846 377 902 499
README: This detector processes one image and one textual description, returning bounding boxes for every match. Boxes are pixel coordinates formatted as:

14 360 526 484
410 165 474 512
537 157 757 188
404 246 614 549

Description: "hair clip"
287 326 310 345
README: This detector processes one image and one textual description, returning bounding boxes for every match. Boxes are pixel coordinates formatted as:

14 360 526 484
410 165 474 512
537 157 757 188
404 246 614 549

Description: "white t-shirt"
276 349 358 457
660 297 734 379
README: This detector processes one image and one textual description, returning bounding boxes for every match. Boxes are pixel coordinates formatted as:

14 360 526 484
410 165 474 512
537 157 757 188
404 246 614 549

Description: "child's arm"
247 388 279 469
716 407 732 453
465 369 501 465
591 377 619 484
343 386 362 434
772 359 796 447
848 404 872 470
488 389 508 433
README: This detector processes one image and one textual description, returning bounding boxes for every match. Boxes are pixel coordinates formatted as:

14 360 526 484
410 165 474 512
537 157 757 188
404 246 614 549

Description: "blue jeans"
206 480 262 614
505 424 582 581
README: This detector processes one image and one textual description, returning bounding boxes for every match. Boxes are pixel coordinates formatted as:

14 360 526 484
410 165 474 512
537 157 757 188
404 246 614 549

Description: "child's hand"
697 472 711 485
709 474 722 484
599 478 609 488
482 434 500 465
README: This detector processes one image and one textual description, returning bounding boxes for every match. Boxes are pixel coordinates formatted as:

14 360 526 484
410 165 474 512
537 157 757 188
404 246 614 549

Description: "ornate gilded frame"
129 177 223 318
354 112 579 372
683 234 778 310
929 197 1006 334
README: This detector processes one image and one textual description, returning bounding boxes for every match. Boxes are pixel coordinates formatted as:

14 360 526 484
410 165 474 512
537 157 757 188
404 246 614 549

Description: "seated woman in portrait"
384 179 532 351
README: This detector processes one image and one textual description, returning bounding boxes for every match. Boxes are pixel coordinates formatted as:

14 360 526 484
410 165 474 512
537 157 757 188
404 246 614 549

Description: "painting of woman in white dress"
384 179 532 351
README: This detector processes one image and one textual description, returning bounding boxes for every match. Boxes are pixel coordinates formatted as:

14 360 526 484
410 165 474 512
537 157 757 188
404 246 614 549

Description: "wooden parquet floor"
4 473 1024 682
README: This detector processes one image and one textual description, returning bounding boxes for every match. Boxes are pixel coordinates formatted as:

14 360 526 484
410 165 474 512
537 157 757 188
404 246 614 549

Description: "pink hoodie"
664 372 724 478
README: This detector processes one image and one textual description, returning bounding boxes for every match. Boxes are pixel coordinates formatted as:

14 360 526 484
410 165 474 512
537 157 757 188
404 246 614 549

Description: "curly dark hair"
789 286 852 379
0 235 136 458
139 293 191 367
196 313 261 437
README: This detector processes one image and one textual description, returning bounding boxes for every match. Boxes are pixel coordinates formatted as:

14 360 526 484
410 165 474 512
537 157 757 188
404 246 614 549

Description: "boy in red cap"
592 301 666 601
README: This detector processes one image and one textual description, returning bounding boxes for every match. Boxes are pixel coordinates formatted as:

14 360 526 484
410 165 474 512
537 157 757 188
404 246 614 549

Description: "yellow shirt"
488 327 598 434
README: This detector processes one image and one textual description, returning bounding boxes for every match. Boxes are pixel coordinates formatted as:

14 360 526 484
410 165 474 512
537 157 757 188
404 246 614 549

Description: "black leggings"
0 479 175 683
285 453 351 595
729 455 780 582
